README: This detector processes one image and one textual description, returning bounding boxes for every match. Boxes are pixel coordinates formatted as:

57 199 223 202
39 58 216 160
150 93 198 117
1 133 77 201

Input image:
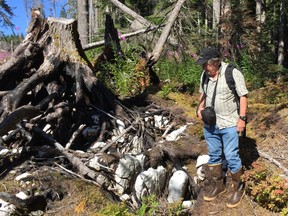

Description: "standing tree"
213 0 221 40
256 0 266 51
77 0 89 45
0 0 14 37
88 0 99 42
277 0 285 65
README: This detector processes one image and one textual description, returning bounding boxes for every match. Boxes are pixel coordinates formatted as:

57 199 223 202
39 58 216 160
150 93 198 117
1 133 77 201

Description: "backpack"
201 63 240 111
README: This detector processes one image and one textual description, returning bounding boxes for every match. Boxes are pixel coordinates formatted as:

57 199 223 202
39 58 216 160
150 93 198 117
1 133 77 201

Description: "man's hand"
237 118 246 135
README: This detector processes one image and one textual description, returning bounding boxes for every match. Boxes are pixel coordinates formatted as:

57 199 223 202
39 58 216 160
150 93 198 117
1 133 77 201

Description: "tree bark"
213 0 221 30
149 0 186 65
107 0 155 28
0 12 124 146
77 0 89 45
277 0 285 65
83 26 160 51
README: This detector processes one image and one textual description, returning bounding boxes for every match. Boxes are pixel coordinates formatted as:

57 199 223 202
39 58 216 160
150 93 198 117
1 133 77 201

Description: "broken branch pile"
0 10 200 215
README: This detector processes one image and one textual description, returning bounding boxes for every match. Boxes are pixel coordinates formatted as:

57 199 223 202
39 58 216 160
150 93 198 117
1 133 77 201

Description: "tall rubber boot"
203 163 226 201
226 168 245 208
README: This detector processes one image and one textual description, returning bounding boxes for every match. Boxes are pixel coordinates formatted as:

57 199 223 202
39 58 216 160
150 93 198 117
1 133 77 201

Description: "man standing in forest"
195 47 248 208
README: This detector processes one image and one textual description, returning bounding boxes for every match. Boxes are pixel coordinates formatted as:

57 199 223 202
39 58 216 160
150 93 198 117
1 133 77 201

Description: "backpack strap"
225 63 240 113
201 71 209 94
196 71 209 117
200 71 218 106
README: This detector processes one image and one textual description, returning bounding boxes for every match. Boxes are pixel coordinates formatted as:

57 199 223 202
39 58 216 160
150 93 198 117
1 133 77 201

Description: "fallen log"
83 26 161 51
23 123 109 188
0 105 40 136
107 0 155 28
259 150 288 177
149 0 186 66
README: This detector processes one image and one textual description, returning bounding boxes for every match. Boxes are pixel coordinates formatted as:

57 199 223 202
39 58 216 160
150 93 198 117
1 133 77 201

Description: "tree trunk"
149 0 186 65
256 0 266 51
77 0 89 45
83 26 160 51
107 0 155 28
256 0 266 30
277 0 285 65
0 11 124 143
213 0 221 38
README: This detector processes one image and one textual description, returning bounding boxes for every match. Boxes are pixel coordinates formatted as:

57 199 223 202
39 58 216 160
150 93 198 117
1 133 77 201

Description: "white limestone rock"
154 115 169 129
88 156 106 171
165 125 187 141
196 155 210 181
0 198 16 216
134 154 146 170
134 166 167 201
15 172 34 182
114 154 142 195
167 170 188 203
0 148 9 157
182 200 193 208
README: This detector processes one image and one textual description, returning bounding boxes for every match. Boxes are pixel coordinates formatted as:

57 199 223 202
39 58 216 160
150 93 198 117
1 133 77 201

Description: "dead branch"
0 105 40 136
65 124 86 149
258 150 288 176
107 0 155 28
149 0 186 65
24 123 109 188
83 26 161 51
54 163 103 186
100 123 136 153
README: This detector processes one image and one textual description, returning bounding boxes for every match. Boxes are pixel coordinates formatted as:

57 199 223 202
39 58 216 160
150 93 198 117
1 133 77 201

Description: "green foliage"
158 83 176 99
2 34 24 47
0 0 14 34
85 47 103 62
125 0 158 16
105 56 139 97
97 43 147 98
236 49 288 92
136 195 187 216
281 207 288 216
243 162 288 212
167 201 187 216
98 203 133 216
156 56 202 93
136 195 159 216
237 50 262 89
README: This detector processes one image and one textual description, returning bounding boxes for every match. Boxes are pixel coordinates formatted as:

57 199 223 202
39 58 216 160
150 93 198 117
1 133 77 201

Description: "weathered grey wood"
107 0 155 28
149 0 186 65
0 105 40 136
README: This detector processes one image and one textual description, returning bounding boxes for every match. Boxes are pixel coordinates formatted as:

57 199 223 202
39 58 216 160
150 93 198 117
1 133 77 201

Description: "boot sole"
203 189 227 201
226 191 246 208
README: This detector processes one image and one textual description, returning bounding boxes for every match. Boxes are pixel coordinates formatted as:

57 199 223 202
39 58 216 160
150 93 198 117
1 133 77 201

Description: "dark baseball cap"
195 47 220 65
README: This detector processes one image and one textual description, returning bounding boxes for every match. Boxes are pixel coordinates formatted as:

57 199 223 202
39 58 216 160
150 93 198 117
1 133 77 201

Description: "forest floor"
157 87 288 216
1 81 287 216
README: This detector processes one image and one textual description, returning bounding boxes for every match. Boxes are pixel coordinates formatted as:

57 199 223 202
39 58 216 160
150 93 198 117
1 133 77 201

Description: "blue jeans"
204 125 242 173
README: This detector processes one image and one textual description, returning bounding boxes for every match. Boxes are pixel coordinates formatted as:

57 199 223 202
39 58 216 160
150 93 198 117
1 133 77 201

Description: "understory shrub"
136 195 187 216
156 56 202 94
96 43 149 97
243 162 288 213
